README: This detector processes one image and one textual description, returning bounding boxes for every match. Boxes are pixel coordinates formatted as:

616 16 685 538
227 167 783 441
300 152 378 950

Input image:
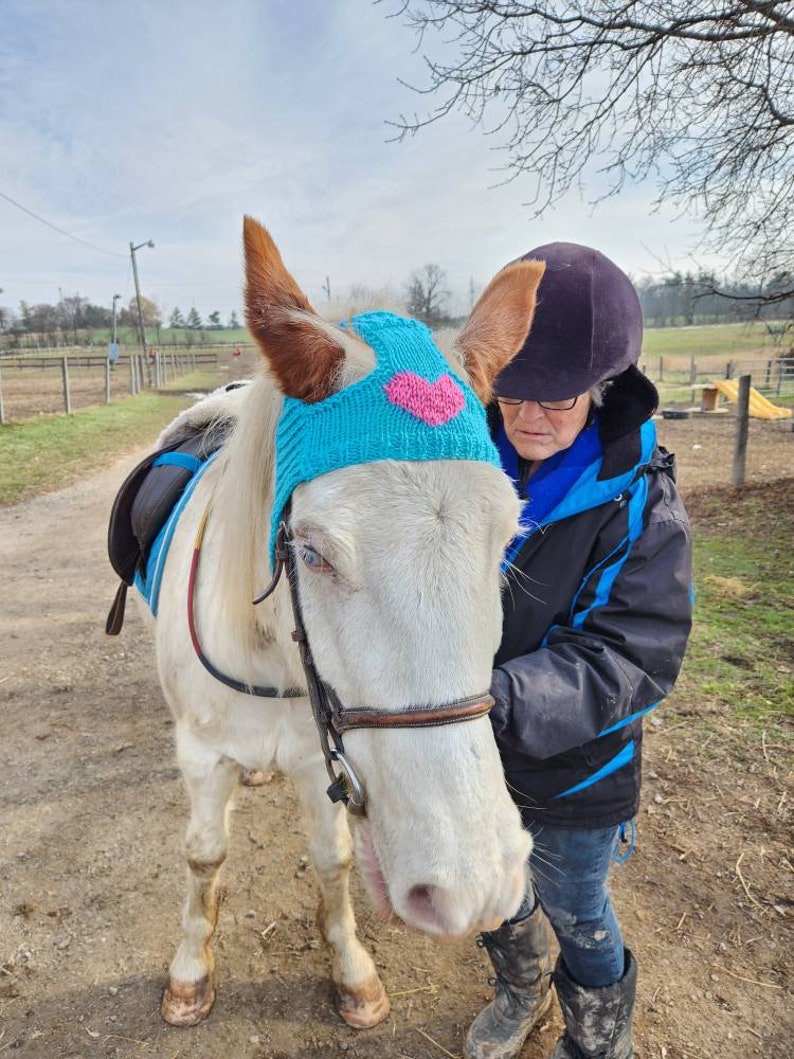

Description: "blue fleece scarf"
496 419 602 531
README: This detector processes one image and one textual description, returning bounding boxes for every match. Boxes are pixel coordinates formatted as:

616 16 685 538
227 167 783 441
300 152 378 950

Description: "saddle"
106 425 229 635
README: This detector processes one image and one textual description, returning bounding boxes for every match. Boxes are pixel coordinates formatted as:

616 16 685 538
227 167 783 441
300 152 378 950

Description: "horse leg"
162 734 240 1027
294 769 390 1029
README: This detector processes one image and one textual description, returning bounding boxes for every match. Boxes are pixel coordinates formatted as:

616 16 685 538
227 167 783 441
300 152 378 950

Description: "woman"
466 243 692 1059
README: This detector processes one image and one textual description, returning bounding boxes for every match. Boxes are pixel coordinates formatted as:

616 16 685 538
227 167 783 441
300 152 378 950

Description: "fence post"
62 356 72 414
726 360 734 380
658 355 664 382
0 363 5 425
732 374 751 488
105 358 111 404
765 359 773 387
689 355 697 385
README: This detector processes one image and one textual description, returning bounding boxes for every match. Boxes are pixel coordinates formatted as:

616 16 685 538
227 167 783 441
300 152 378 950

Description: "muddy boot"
549 949 637 1059
464 904 552 1059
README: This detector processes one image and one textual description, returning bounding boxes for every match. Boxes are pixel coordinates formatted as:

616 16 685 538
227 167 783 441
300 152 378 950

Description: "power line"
0 189 126 259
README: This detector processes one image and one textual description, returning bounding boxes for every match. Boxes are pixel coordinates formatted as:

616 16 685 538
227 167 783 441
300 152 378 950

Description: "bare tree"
119 295 162 330
391 2 794 301
406 263 451 325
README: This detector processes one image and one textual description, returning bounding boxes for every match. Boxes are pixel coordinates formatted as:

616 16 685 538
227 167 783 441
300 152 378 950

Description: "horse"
128 217 545 1030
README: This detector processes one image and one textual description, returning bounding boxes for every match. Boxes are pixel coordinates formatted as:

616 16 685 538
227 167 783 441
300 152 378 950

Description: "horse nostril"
402 881 515 937
406 884 438 925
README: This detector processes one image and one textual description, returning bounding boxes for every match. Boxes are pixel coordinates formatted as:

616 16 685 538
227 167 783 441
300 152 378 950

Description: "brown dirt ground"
0 415 791 1059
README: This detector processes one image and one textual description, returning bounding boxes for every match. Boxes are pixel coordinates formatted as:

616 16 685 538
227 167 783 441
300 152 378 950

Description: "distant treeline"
635 272 794 329
2 270 793 350
0 294 241 349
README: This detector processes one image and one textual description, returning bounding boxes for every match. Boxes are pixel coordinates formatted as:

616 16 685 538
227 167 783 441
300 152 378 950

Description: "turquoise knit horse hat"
270 310 500 566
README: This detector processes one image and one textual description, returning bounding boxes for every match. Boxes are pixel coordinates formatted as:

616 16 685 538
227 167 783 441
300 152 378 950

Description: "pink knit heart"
384 371 466 426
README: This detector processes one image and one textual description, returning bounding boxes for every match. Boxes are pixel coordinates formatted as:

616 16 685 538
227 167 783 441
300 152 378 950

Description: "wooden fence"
643 354 794 397
0 348 221 425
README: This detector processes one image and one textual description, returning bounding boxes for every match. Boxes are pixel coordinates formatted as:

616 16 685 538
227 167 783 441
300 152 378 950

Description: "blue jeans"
513 824 626 988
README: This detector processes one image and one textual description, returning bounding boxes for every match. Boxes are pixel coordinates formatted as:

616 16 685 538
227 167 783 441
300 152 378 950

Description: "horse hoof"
161 976 216 1026
336 975 391 1029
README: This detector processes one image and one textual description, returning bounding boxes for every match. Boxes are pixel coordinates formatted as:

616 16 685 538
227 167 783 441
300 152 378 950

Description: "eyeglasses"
497 395 579 412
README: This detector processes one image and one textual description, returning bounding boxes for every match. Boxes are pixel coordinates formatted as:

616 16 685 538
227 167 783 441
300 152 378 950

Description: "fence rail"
642 354 794 397
0 348 222 425
0 351 220 370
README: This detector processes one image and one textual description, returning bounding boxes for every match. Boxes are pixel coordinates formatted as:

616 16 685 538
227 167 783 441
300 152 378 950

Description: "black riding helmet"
494 242 658 442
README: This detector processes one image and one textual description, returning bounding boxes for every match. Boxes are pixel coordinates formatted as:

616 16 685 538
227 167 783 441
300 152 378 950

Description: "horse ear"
243 216 345 402
454 260 546 404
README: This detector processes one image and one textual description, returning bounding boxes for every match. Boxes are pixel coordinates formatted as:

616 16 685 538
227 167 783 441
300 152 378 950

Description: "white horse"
144 218 545 1029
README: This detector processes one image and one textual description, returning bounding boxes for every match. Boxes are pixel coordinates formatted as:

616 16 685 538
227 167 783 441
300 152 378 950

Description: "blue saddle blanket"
134 450 219 616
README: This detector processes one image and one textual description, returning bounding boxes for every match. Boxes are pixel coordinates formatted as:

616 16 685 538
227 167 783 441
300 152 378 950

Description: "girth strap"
106 581 128 637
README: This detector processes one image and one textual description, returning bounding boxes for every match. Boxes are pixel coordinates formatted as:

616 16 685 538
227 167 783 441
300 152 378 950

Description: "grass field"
0 392 192 505
679 481 793 731
640 320 788 359
159 368 225 392
637 323 793 403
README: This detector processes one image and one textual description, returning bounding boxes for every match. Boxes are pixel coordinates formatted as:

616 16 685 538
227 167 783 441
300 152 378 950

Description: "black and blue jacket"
488 392 692 829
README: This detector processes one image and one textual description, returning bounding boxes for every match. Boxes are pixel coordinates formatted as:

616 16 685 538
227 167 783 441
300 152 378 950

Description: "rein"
188 501 494 816
187 507 302 698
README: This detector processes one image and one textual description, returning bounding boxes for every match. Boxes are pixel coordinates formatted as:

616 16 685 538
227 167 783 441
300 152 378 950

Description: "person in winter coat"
465 243 693 1059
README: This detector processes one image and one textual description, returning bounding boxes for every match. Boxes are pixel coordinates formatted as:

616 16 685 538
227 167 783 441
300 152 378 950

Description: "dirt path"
0 440 791 1059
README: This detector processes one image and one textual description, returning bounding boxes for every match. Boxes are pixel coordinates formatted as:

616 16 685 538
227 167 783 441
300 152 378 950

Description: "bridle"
188 500 494 816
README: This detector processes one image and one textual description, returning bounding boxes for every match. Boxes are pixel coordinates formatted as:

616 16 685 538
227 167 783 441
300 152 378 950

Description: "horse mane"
208 370 284 672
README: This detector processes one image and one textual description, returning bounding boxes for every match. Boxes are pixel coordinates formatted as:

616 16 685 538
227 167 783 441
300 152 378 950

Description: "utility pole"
130 239 155 383
322 276 331 302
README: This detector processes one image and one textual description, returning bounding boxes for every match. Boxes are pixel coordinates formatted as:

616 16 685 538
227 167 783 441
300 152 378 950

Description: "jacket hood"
599 365 658 443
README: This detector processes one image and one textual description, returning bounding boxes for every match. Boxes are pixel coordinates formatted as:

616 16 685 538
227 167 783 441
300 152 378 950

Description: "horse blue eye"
299 545 331 573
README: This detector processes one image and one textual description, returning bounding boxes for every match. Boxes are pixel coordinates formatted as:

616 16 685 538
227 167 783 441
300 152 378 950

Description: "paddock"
0 418 790 1059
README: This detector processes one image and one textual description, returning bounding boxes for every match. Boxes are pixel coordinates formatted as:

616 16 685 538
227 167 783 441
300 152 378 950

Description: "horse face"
290 460 531 936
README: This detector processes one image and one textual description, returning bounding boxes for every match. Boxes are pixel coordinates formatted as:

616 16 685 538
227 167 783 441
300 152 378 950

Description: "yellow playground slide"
712 379 793 420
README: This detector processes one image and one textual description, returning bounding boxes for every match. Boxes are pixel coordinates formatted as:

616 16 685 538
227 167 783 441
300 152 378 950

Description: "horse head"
242 217 545 938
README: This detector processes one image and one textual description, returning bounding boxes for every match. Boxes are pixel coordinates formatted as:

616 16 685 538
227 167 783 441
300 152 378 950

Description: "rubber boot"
463 904 552 1059
549 949 637 1059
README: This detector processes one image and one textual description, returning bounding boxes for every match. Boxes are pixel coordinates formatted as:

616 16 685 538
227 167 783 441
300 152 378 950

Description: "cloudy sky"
1 0 722 321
